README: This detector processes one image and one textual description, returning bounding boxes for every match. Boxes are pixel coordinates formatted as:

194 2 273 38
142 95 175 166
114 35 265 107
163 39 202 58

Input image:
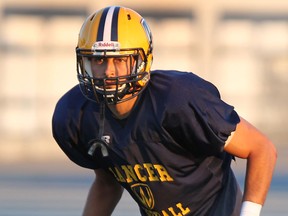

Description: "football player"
52 6 277 216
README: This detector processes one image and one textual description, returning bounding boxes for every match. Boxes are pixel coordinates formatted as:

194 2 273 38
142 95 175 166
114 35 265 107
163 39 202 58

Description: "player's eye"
113 57 128 64
91 57 105 65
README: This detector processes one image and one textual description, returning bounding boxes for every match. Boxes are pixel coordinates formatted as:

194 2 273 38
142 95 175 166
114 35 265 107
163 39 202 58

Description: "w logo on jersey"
131 183 155 209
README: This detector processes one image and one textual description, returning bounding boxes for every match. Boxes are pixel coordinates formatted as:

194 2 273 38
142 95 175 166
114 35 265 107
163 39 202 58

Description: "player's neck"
108 96 138 119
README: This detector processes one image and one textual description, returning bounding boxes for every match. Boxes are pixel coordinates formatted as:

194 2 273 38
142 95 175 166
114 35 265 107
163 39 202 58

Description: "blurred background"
0 0 287 215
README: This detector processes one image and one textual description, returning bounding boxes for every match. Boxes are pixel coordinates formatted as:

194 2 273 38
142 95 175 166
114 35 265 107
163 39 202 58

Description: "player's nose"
105 58 116 77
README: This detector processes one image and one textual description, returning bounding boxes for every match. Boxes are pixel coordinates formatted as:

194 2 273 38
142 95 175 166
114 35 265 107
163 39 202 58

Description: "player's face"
90 56 132 79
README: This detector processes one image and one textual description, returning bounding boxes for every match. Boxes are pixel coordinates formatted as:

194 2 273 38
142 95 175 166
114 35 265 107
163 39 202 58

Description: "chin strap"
87 102 109 157
99 102 105 137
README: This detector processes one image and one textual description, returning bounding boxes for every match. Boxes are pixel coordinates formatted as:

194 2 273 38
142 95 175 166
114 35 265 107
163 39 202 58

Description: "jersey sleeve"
162 72 240 156
52 86 101 170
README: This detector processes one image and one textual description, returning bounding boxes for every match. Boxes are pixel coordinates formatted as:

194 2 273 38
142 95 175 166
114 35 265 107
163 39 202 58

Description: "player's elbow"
268 140 277 163
251 139 277 165
264 139 277 159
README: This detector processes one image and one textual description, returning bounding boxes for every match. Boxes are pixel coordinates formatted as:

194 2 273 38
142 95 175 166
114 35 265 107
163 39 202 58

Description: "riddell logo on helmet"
92 41 120 50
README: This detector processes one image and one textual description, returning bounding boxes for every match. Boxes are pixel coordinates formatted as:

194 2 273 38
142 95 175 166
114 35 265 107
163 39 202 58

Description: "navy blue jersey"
52 70 242 216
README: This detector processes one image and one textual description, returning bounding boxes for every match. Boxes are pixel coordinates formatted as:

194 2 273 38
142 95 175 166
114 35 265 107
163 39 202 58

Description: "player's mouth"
96 82 126 92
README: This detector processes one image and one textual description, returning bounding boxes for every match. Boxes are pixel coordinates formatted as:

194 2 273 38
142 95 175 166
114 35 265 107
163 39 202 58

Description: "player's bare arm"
224 117 277 205
82 169 123 216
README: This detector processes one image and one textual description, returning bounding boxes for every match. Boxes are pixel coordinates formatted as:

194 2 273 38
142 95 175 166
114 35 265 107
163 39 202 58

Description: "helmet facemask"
77 47 150 104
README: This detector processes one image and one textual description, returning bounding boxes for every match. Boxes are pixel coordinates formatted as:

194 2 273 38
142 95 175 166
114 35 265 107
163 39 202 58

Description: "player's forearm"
82 177 123 216
242 140 277 205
